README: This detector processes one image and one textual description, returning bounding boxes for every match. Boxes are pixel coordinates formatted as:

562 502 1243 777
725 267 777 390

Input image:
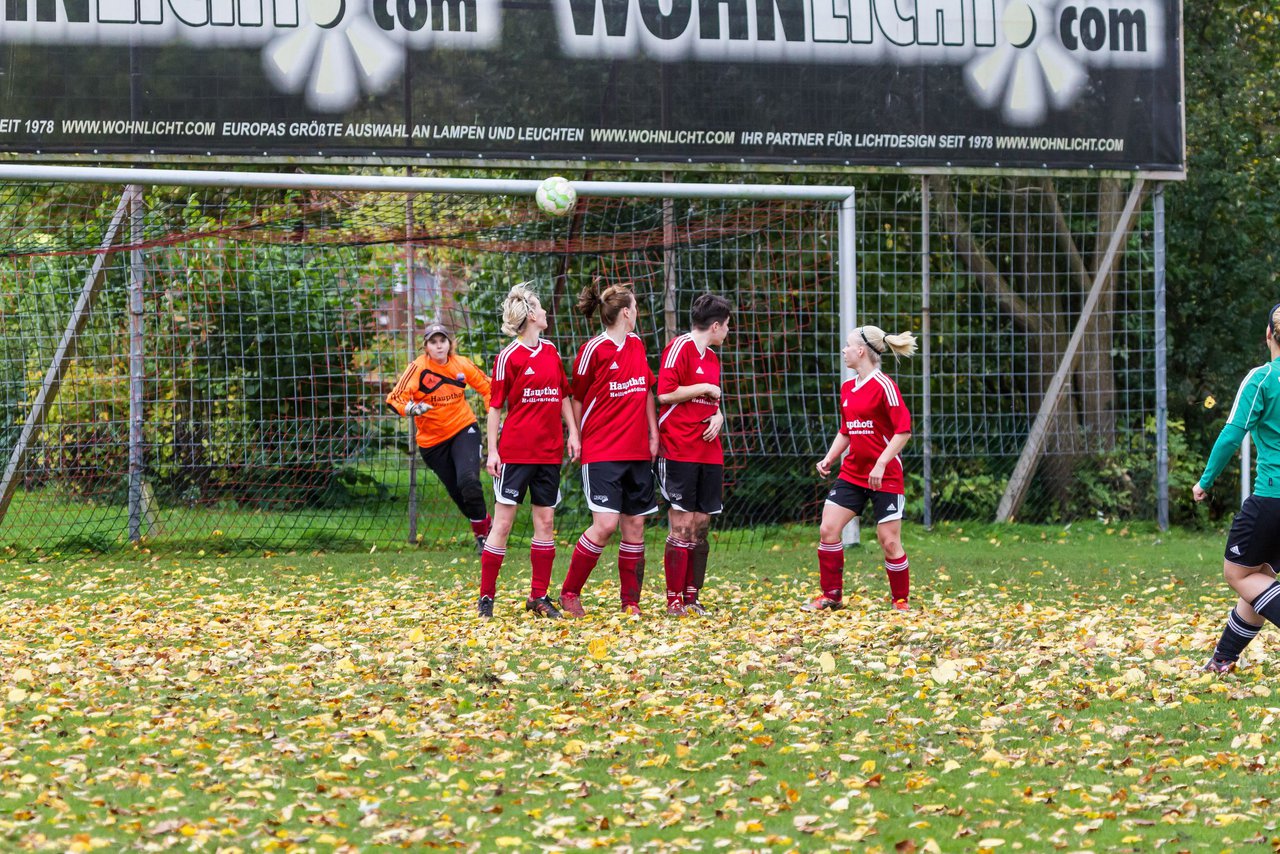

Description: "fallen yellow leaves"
0 538 1266 852
928 660 959 683
587 637 610 659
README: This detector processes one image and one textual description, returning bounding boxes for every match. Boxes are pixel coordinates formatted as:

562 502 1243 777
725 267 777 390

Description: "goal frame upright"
0 165 863 543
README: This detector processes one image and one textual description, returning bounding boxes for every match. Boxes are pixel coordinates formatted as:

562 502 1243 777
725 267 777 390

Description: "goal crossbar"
0 164 854 202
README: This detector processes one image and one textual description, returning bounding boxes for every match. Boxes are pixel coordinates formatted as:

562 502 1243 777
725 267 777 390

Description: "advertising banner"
0 0 1184 171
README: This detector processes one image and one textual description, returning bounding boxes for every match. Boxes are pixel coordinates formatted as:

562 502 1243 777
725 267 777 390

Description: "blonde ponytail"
882 330 918 357
857 325 918 361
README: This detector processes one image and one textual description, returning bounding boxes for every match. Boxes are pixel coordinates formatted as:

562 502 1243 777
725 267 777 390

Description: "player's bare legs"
530 505 555 542
584 510 621 547
875 518 902 559
486 502 519 551
1204 562 1275 672
818 502 856 546
1226 561 1276 604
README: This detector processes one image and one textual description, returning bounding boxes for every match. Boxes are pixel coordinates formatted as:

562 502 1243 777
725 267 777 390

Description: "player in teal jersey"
1197 302 1280 672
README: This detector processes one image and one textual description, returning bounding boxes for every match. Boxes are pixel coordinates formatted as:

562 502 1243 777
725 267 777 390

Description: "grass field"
0 521 1273 852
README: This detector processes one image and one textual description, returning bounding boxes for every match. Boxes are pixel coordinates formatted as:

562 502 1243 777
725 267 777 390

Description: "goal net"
0 173 1159 554
0 178 848 552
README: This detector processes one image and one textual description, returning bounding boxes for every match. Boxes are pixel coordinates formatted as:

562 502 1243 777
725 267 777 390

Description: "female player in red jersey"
656 293 732 617
558 282 660 618
807 324 918 612
478 284 581 620
387 323 492 551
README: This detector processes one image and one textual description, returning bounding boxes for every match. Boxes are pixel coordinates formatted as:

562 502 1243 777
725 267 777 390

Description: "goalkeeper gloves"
407 402 432 416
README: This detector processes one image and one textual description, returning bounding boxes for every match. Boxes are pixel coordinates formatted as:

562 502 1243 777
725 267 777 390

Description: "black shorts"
581 460 658 516
656 458 723 515
495 462 562 507
825 479 905 525
1224 495 1280 568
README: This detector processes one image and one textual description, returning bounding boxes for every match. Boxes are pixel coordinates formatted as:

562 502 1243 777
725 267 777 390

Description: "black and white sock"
1250 581 1280 628
1212 607 1263 663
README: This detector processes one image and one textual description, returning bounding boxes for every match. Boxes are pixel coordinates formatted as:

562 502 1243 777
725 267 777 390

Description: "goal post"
0 166 860 552
0 187 134 531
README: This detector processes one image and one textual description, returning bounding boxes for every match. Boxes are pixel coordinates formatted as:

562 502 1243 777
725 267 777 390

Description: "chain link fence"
0 174 1163 553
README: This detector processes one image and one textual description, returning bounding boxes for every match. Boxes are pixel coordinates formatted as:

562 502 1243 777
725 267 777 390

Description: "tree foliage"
1168 2 1280 513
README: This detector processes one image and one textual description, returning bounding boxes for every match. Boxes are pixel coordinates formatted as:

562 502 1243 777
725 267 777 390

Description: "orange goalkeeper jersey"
387 354 492 449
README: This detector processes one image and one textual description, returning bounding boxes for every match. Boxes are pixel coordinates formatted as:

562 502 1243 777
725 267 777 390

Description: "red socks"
561 534 604 597
817 540 844 601
885 553 910 602
529 539 556 600
479 543 505 598
470 515 492 537
664 535 691 607
481 538 559 601
561 536 645 605
618 541 645 606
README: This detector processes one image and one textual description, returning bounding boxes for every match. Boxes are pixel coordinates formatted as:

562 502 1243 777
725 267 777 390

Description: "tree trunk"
1074 178 1126 450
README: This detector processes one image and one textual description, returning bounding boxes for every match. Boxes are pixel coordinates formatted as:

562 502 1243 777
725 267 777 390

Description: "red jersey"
572 332 654 464
489 339 569 465
838 370 912 493
657 333 723 464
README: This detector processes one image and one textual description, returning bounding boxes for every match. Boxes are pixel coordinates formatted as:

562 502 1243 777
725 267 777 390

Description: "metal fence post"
920 176 933 530
405 168 420 544
1153 183 1169 530
128 184 148 542
663 171 678 343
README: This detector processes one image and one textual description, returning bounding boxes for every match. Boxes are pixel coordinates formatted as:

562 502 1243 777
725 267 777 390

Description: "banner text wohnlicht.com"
50 119 1127 156
1 0 1166 124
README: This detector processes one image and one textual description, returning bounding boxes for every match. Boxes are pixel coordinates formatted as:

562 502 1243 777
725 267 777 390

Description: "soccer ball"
535 176 577 217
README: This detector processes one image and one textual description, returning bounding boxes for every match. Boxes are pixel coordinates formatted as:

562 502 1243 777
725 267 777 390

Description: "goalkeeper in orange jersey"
387 323 493 552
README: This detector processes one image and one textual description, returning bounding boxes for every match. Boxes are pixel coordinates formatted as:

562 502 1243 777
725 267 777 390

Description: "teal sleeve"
1199 422 1248 490
1225 367 1268 432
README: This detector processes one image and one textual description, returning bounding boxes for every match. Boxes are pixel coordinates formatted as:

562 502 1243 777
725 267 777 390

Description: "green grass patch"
0 521 1271 852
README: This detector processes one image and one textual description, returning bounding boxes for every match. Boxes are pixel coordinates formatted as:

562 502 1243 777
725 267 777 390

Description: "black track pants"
419 424 486 522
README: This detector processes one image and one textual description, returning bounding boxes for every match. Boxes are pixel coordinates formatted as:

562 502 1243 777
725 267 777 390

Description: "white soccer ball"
535 176 577 217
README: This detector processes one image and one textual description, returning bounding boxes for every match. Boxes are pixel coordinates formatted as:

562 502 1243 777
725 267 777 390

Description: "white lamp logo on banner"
0 0 1164 122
